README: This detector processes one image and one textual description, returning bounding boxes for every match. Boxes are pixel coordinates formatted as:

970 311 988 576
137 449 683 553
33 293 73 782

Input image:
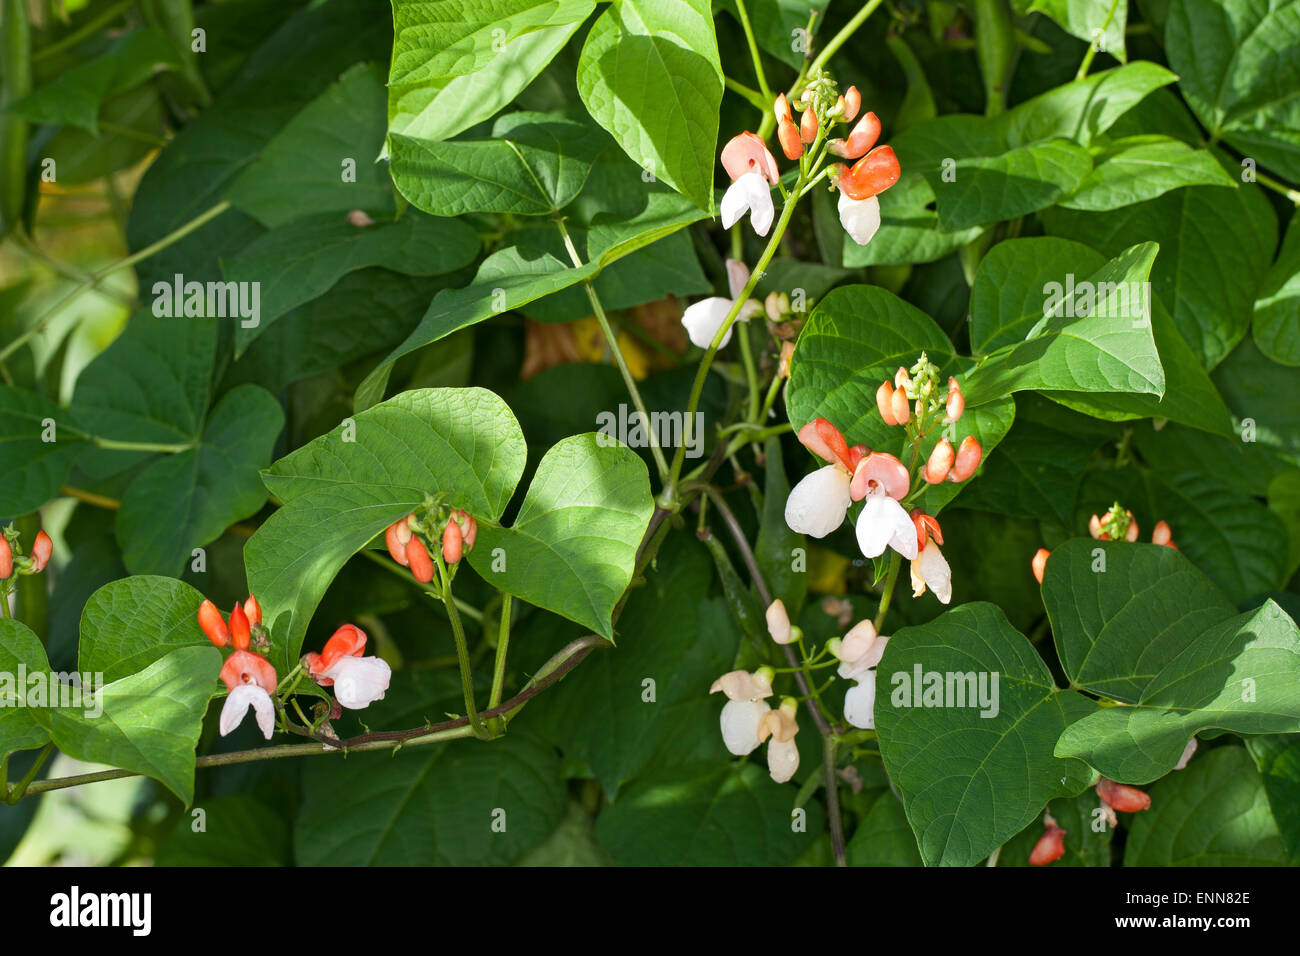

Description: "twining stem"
1075 0 1121 80
3 743 53 804
0 200 231 363
555 217 669 481
489 593 513 711
799 0 885 92
733 0 774 103
431 550 489 739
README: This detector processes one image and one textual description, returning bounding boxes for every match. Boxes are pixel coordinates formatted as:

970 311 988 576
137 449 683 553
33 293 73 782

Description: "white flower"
710 669 774 756
221 684 275 740
843 670 878 730
838 192 881 245
721 170 775 236
757 702 800 783
851 452 916 560
320 655 392 710
784 418 864 538
680 258 762 349
833 621 889 730
910 538 952 604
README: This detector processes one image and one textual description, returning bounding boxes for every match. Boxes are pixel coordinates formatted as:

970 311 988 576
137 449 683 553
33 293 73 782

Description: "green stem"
33 0 133 61
801 0 885 87
3 742 52 803
734 0 774 102
724 75 768 112
489 593 512 710
555 217 669 481
823 734 847 867
92 436 195 454
0 200 231 363
873 551 902 631
1075 0 1120 80
1255 169 1300 205
358 546 483 623
432 549 489 739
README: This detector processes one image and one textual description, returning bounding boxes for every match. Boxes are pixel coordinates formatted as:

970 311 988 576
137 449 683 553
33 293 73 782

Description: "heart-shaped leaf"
0 620 53 763
77 576 209 685
0 387 89 515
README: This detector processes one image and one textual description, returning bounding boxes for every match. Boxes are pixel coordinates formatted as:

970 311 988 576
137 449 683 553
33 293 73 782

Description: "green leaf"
1060 135 1236 211
1055 597 1300 783
595 762 825 865
837 174 984 267
1267 470 1300 581
295 672 566 865
997 791 1114 867
0 386 89 515
1166 0 1300 181
77 576 209 685
576 0 723 212
117 386 283 575
0 620 53 763
1025 0 1128 62
875 602 1099 867
225 211 480 355
468 434 653 639
931 138 1093 231
756 436 808 613
1254 212 1300 366
388 0 595 147
1246 734 1300 859
248 387 527 668
226 63 396 228
523 538 738 793
390 110 609 217
1213 337 1300 462
1042 182 1278 370
34 645 221 804
1124 745 1292 865
845 789 924 866
5 29 181 134
156 794 292 866
963 242 1165 402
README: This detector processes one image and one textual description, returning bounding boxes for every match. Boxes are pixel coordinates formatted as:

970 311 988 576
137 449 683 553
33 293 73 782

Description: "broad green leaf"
156 794 292 866
1042 182 1278 369
34 645 221 804
225 211 479 355
388 0 596 147
997 792 1114 866
5 29 180 134
836 174 984 267
517 801 611 866
785 284 1015 515
1213 337 1300 462
999 62 1176 146
1166 0 1300 181
875 602 1099 867
295 671 566 865
931 139 1093 231
226 64 395 228
1246 734 1300 859
1253 212 1300 366
390 110 609 217
523 537 738 793
468 434 653 639
576 0 723 212
1023 0 1127 62
1060 136 1236 211
1124 745 1292 865
248 388 526 667
1042 539 1237 703
356 247 599 410
77 576 208 685
1268 470 1300 581
846 789 924 866
0 620 53 763
117 386 283 575
0 386 89 515
962 242 1165 402
1055 599 1300 782
595 762 825 865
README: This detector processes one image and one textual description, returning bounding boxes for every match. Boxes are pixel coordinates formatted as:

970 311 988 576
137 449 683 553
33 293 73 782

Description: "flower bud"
1029 816 1067 866
765 599 793 644
1096 777 1151 813
30 530 52 573
948 436 982 482
1124 513 1139 542
1088 513 1104 540
230 602 251 651
1175 737 1198 770
243 594 262 626
347 209 374 228
442 519 463 565
894 366 912 390
406 536 434 583
944 377 964 423
1152 519 1173 547
876 381 897 425
837 112 881 160
1032 548 1050 585
912 510 943 551
778 340 795 379
0 537 10 580
463 515 478 553
843 85 861 121
800 104 818 143
890 387 910 425
777 117 803 159
385 517 412 566
774 92 792 124
198 600 230 648
924 439 954 484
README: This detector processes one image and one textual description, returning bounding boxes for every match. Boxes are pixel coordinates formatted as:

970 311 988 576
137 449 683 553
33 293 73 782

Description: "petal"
765 599 792 644
720 699 769 755
725 258 751 300
721 171 772 234
850 451 910 501
709 669 773 701
834 619 877 664
720 131 780 185
220 684 275 740
843 671 878 730
326 655 393 710
855 494 917 559
681 297 735 349
785 465 852 538
914 540 952 604
767 737 800 783
837 192 881 245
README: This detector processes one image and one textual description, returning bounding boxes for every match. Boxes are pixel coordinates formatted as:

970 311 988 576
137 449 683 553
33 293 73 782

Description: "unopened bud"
1032 548 1050 585
774 92 792 125
800 104 818 143
1029 816 1067 866
1152 519 1174 548
765 598 793 644
386 517 413 566
406 536 434 583
890 387 910 425
843 85 861 121
442 520 463 564
1096 777 1151 813
778 341 795 379
924 439 954 484
948 436 982 482
876 381 896 425
0 537 10 579
230 602 251 651
945 377 965 423
198 600 230 648
30 530 52 573
778 117 803 159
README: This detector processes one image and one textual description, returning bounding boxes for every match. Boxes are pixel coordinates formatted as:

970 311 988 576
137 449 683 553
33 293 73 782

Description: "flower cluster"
384 505 478 584
1031 505 1177 583
709 667 802 783
0 526 52 581
303 623 392 711
829 619 888 730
